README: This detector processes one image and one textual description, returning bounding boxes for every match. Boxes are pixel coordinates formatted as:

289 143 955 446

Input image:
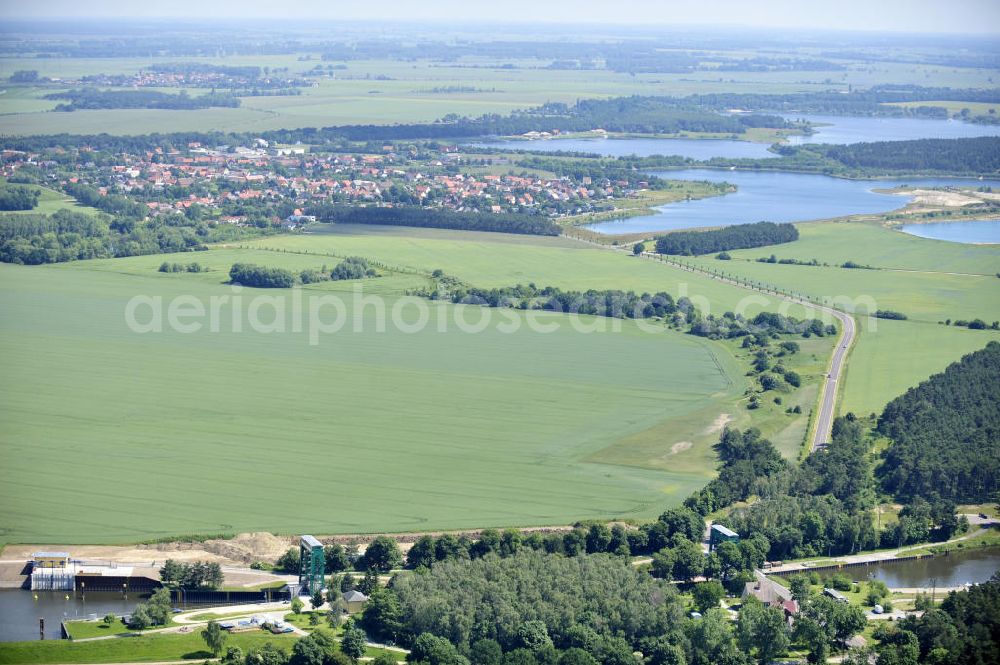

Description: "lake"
784 114 1000 145
471 116 1000 161
584 170 1000 234
899 220 1000 245
470 136 775 160
845 547 1000 588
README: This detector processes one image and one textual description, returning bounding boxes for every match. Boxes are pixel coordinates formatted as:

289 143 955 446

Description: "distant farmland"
0 260 745 545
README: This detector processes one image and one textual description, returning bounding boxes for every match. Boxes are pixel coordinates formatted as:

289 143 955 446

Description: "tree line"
229 263 297 288
0 209 209 265
737 136 1000 176
686 85 1000 118
306 205 561 236
654 222 799 256
1 93 791 154
431 279 834 344
45 89 241 112
159 559 223 589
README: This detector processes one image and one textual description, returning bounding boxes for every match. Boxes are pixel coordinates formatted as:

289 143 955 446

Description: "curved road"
630 249 856 451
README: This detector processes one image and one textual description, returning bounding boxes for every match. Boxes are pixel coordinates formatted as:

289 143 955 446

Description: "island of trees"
654 222 800 256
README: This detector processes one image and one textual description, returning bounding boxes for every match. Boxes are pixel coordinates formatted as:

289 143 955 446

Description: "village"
0 139 645 228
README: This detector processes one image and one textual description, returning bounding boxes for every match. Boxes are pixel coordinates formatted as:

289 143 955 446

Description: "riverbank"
766 526 1000 575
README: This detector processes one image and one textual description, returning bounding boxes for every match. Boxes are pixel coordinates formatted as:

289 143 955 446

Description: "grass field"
0 178 98 217
724 221 1000 276
0 256 752 544
63 618 179 640
690 221 1000 413
0 218 846 545
2 50 997 135
841 319 997 415
1 218 985 543
241 225 826 321
0 630 296 664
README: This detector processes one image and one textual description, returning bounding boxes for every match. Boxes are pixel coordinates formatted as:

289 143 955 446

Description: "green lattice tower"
299 535 325 595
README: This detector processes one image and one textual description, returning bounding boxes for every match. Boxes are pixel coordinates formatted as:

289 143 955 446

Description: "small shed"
342 589 369 614
824 588 849 603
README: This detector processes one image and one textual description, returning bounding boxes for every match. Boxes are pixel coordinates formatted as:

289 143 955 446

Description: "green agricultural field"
724 221 1000 276
841 319 998 415
242 225 826 321
689 222 1000 413
0 629 296 664
2 47 995 135
885 100 1000 117
0 257 754 544
686 257 997 323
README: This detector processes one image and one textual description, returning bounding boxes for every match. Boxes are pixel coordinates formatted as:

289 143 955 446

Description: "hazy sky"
4 0 1000 34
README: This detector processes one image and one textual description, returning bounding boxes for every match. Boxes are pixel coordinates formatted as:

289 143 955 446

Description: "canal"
845 547 1000 588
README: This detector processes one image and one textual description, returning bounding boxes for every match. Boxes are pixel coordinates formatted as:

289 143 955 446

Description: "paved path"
766 528 990 574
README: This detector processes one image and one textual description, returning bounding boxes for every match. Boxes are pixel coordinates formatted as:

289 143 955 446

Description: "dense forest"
385 551 684 653
0 184 41 211
876 341 1000 504
353 549 791 665
0 209 210 264
45 89 241 111
654 222 799 256
688 85 1000 118
792 136 1000 174
713 136 1000 175
687 414 967 561
306 205 561 236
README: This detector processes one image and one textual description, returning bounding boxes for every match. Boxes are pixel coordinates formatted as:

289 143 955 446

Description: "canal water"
0 590 144 642
899 220 1000 245
846 547 1000 588
584 170 1000 234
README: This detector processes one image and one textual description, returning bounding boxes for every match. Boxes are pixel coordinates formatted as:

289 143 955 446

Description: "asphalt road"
811 306 856 451
631 251 855 451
